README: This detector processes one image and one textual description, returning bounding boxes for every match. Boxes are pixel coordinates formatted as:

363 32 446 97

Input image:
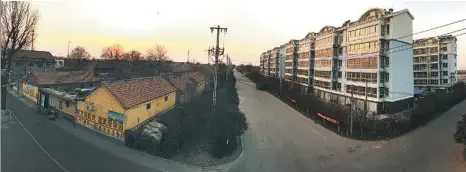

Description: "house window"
165 96 168 101
146 103 151 109
28 62 34 66
36 63 43 67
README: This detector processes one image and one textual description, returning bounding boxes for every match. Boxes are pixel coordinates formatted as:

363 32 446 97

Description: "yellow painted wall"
22 82 38 103
51 96 77 117
76 87 125 140
125 92 176 130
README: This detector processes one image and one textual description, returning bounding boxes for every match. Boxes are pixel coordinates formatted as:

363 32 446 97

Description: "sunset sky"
30 0 465 69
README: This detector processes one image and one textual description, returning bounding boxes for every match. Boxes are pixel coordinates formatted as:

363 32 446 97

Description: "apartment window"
430 63 438 69
165 96 168 101
443 71 448 76
442 63 448 68
430 80 439 85
443 79 448 84
146 103 151 109
441 47 447 52
442 55 448 60
386 24 390 35
337 72 342 78
430 72 438 77
430 56 438 61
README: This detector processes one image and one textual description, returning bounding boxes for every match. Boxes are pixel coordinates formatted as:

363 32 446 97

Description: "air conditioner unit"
86 104 94 112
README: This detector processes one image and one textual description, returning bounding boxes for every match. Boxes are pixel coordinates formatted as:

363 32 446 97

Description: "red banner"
317 112 340 125
287 97 296 103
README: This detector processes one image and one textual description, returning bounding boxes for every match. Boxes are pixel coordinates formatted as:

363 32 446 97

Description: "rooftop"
169 75 194 93
29 71 101 86
103 76 177 109
13 50 55 60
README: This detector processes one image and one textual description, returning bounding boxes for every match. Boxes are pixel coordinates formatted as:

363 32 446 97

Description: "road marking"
224 136 245 172
427 135 438 144
312 129 328 140
10 112 70 172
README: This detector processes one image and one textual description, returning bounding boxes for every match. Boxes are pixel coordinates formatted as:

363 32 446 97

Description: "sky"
30 0 465 69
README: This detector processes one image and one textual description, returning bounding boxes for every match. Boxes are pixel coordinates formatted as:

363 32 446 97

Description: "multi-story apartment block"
314 8 415 113
413 35 458 92
284 40 299 81
259 8 415 113
265 50 272 76
279 44 287 79
270 47 280 77
260 52 265 74
297 33 317 87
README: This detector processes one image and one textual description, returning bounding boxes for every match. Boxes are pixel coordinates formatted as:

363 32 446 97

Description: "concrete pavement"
230 71 466 172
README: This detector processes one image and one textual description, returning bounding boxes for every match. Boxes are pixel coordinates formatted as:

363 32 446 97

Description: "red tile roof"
103 76 177 109
31 71 101 86
13 50 55 60
169 75 194 93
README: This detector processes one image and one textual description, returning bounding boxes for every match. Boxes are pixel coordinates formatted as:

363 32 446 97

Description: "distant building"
412 35 458 92
10 50 56 90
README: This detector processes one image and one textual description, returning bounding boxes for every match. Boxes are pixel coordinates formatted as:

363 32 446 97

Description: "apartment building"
260 52 265 74
279 44 287 79
260 8 415 113
413 35 458 92
313 8 415 113
265 50 272 76
284 40 299 81
296 33 317 87
269 47 280 77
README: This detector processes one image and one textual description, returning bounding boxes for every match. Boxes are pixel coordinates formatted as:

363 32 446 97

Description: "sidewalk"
7 89 237 172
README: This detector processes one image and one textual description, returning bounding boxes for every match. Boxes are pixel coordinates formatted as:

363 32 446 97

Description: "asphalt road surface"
230 71 466 172
1 92 161 172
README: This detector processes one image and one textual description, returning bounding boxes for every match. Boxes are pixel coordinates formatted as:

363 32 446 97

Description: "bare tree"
101 44 124 59
69 46 91 59
146 45 169 61
122 50 143 61
1 1 39 111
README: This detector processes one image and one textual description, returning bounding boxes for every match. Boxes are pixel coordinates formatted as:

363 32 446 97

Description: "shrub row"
245 71 466 140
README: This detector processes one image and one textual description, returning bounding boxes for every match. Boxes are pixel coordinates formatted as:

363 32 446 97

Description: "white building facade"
259 8 415 114
413 36 458 92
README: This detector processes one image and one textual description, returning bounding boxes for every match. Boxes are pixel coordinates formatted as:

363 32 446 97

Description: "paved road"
230 71 466 172
1 92 161 172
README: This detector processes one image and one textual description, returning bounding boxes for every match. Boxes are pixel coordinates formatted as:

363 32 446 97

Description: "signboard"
107 111 124 123
317 112 340 125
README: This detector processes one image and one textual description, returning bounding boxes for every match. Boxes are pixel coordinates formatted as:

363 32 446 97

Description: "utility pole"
364 78 368 121
67 41 70 58
226 54 229 81
187 49 190 63
210 25 227 112
31 30 35 50
349 84 354 137
450 72 455 93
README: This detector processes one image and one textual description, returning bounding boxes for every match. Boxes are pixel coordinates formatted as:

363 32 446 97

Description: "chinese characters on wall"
77 110 124 140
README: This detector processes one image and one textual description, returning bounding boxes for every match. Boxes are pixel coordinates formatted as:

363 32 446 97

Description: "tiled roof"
156 62 193 73
31 71 101 86
13 50 54 60
186 71 205 83
169 75 194 93
103 76 177 109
